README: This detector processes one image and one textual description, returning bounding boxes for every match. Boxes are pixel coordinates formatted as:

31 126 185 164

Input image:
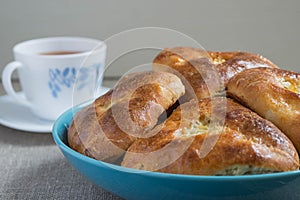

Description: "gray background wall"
0 0 299 77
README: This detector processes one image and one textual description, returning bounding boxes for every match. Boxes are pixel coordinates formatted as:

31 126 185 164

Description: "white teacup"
2 37 106 121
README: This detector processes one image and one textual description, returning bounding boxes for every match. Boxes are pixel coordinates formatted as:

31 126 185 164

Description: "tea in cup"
2 37 106 121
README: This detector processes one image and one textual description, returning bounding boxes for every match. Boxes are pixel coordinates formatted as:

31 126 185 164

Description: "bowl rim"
52 103 300 181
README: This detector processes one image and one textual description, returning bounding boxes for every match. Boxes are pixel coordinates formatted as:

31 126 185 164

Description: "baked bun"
122 97 299 175
208 51 278 83
153 47 222 101
153 47 278 101
227 67 300 153
68 71 185 163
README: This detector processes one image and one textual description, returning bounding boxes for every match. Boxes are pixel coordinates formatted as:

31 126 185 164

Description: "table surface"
0 79 123 200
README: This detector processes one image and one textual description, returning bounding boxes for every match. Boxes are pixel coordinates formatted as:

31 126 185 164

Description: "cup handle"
2 61 31 107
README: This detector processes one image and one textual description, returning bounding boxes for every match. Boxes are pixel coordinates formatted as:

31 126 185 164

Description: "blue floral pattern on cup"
48 63 101 98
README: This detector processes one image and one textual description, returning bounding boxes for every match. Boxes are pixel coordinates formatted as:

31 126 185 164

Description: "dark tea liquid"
39 51 83 55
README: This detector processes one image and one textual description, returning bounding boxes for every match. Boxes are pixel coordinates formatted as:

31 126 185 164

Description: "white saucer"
0 87 110 133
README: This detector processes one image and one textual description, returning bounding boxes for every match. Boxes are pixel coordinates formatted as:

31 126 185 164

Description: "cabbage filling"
175 120 209 137
212 57 226 65
277 78 300 94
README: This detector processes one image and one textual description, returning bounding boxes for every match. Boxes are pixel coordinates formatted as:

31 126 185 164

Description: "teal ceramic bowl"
52 103 300 200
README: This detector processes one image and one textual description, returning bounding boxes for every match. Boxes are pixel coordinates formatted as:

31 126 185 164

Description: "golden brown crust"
153 47 221 101
122 98 299 175
68 71 185 163
227 67 300 153
208 51 278 83
153 47 278 101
